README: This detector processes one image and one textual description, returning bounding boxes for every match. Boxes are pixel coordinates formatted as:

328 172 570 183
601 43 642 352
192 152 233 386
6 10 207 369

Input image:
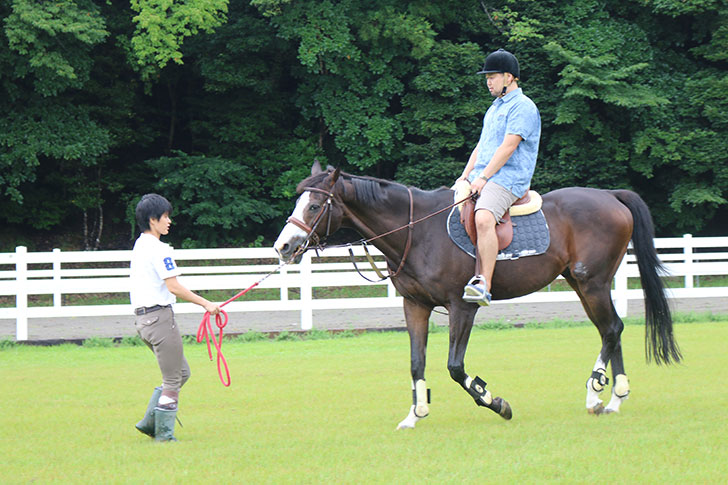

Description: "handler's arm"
471 134 522 193
165 276 220 315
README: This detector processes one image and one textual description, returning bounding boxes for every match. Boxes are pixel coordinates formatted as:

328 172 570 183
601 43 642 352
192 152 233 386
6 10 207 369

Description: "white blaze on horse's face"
274 192 311 262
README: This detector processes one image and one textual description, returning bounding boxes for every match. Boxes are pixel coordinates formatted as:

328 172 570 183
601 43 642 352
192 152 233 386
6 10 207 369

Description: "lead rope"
196 254 301 386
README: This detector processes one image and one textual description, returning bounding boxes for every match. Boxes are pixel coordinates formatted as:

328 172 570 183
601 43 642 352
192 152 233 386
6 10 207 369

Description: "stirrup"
462 275 491 306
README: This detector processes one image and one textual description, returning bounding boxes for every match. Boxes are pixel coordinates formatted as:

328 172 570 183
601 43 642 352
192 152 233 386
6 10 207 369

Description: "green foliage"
302 328 333 340
0 339 17 349
147 153 279 247
130 0 228 77
234 330 269 342
1 0 726 250
397 40 488 188
81 337 113 348
119 336 144 346
4 0 108 95
274 330 298 341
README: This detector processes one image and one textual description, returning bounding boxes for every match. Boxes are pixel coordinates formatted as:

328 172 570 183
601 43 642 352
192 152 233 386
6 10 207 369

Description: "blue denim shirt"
468 88 541 198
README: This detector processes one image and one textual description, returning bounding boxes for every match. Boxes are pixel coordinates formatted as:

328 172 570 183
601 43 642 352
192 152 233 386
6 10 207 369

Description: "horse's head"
274 161 345 263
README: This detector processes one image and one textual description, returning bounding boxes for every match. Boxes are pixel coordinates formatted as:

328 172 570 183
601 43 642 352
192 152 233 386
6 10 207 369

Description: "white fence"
1 234 727 341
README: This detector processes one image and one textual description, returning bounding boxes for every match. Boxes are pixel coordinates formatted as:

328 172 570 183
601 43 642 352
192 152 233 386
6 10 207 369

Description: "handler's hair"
135 193 173 231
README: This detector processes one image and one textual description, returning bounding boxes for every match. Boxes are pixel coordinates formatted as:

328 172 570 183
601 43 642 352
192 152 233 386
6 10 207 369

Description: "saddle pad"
447 206 551 261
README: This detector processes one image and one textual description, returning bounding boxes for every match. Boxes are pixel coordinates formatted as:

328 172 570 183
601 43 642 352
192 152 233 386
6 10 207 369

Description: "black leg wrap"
586 368 609 392
590 370 609 387
466 376 489 407
411 388 431 405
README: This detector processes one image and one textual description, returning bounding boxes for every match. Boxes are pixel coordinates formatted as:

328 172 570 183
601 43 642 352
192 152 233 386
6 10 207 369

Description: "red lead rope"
196 281 260 387
196 259 293 387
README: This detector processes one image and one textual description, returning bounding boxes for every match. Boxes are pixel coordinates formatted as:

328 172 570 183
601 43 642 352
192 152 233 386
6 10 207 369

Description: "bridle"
286 186 336 252
287 179 416 281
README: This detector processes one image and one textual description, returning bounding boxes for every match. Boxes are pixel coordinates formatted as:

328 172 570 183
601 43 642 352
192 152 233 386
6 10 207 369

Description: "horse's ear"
311 158 322 175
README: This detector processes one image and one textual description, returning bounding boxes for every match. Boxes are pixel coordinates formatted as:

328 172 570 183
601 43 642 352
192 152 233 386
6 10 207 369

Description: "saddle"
453 180 543 250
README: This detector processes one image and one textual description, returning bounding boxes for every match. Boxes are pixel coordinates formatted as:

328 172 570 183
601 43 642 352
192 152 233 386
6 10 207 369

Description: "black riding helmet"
477 48 520 79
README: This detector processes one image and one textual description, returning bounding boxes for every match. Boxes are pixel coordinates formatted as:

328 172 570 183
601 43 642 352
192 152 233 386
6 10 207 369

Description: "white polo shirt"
129 233 182 310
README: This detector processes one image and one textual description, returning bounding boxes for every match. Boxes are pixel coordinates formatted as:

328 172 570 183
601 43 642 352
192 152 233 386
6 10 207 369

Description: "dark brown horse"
274 161 680 429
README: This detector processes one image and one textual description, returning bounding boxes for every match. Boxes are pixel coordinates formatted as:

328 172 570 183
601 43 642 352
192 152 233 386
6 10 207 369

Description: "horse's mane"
297 170 450 205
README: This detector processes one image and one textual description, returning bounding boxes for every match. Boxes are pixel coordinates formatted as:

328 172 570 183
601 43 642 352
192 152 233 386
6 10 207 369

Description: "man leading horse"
456 48 542 306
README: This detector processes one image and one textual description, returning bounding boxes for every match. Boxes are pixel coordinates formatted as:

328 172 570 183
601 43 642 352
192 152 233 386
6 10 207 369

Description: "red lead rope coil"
196 281 260 387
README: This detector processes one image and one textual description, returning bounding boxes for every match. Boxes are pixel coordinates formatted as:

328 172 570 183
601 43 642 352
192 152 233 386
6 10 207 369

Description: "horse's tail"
611 190 682 365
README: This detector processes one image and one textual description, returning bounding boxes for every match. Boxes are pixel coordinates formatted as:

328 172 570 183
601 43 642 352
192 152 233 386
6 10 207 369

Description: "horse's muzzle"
275 240 304 264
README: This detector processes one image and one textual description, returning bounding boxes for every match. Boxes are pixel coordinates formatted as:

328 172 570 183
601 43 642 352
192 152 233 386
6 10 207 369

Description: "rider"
456 48 541 305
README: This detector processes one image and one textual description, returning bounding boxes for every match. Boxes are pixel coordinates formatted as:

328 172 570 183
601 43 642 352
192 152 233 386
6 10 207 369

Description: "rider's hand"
470 177 486 195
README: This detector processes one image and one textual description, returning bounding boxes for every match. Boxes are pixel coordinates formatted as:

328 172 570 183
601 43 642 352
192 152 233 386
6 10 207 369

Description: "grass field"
1 320 727 483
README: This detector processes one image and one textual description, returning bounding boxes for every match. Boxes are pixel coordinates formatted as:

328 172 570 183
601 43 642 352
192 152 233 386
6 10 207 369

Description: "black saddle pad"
447 206 550 261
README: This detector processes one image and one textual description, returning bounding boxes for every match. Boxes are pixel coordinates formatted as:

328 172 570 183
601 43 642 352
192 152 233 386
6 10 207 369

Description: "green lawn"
1 320 727 483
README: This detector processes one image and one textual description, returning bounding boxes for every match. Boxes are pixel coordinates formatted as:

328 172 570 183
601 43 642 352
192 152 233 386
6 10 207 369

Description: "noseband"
286 187 335 250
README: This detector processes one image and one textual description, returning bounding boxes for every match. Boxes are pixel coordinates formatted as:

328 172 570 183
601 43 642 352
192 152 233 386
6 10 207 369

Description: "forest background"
1 0 726 251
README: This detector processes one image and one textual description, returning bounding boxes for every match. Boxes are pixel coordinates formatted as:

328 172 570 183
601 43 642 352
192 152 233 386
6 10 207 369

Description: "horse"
274 161 681 429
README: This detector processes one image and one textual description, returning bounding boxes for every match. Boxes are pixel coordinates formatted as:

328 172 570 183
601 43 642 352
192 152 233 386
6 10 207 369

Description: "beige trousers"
475 181 519 222
134 307 190 394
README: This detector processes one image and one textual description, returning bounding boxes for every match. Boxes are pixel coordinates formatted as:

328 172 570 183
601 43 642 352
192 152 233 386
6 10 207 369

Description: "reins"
345 189 476 282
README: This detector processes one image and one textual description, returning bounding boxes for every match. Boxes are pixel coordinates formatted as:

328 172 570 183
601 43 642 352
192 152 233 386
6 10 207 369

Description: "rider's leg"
474 209 498 292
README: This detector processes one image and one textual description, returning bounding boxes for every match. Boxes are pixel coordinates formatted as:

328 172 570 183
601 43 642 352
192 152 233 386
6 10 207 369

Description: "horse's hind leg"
564 274 630 415
397 298 432 430
446 302 512 420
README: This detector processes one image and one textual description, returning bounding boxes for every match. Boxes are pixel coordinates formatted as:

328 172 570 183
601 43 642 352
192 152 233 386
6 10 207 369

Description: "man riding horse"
457 49 541 306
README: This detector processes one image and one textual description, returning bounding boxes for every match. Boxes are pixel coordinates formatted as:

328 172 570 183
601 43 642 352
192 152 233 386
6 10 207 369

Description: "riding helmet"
477 49 520 79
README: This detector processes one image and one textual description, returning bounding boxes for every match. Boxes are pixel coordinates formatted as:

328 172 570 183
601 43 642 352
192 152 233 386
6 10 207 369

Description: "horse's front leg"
396 298 432 430
447 302 512 420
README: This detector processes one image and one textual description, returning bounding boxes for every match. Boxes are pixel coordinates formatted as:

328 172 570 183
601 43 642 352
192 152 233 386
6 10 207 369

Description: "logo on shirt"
163 257 176 271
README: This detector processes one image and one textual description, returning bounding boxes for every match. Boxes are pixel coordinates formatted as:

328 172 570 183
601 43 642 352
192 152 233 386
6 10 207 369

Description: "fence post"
15 246 28 341
279 265 289 302
613 254 628 318
683 234 694 289
299 252 313 330
53 248 62 308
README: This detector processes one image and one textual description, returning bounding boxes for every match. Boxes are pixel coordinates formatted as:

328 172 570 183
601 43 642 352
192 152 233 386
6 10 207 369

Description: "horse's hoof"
604 408 619 415
588 402 605 415
493 397 512 420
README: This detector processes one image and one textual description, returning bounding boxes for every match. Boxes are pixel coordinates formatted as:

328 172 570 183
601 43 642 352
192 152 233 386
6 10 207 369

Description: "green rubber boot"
154 406 178 442
135 386 162 437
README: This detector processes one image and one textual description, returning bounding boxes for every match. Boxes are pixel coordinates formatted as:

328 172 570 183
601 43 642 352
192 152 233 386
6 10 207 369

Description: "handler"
456 48 541 305
130 193 220 442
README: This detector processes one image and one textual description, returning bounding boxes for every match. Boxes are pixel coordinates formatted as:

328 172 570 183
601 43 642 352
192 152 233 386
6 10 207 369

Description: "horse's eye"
309 204 321 212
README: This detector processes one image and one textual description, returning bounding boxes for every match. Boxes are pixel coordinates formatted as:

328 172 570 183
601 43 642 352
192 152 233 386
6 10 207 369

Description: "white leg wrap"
414 379 429 418
585 357 607 411
604 374 630 413
613 374 630 398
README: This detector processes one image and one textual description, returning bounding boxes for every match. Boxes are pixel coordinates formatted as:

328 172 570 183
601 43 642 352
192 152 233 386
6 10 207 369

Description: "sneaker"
462 276 492 306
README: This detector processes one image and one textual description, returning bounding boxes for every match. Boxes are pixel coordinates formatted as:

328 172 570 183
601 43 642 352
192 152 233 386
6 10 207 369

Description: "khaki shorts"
135 306 190 393
475 181 519 222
